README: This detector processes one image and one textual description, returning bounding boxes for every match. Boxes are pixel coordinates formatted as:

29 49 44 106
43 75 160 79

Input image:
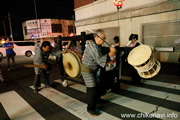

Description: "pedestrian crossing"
29 85 121 120
0 91 44 120
64 81 180 120
0 78 179 120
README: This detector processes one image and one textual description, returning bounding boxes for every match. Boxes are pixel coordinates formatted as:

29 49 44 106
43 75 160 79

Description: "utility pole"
34 0 38 20
34 0 39 39
3 20 7 37
8 13 14 41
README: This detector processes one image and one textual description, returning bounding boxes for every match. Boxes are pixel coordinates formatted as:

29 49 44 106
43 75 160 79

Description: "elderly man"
81 29 116 116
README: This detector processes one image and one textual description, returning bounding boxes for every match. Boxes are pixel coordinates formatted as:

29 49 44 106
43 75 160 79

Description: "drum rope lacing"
136 59 156 72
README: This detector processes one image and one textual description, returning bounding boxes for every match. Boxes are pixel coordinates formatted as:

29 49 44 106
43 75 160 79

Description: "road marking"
122 76 180 90
120 83 180 103
143 80 180 90
0 91 44 120
30 85 121 120
66 82 180 120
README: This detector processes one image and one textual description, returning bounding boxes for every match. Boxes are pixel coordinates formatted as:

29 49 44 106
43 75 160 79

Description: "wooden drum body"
127 45 161 78
63 51 82 78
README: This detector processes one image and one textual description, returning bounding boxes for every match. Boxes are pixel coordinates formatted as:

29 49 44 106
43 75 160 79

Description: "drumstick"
63 41 72 54
126 40 132 46
24 64 43 68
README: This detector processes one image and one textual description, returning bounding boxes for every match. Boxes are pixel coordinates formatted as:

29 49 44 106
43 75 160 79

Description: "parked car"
0 41 35 57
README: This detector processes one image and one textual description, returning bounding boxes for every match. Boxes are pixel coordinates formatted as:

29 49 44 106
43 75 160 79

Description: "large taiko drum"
127 45 161 78
63 50 82 78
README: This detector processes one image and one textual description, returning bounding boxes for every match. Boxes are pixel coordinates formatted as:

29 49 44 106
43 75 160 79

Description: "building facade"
22 19 75 46
74 0 180 62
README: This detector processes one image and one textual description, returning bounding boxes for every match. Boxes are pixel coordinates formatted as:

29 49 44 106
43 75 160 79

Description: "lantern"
113 0 125 9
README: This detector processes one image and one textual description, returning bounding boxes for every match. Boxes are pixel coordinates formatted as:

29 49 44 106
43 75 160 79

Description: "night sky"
0 0 74 40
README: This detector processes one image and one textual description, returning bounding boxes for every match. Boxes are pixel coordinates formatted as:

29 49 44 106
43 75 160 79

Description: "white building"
74 0 180 62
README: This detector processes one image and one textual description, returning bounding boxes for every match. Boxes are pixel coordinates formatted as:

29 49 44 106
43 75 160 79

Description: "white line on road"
0 91 45 120
30 84 121 120
66 81 180 120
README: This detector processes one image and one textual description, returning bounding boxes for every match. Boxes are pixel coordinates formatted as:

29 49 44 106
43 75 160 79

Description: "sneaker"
33 87 39 93
87 110 99 117
62 80 68 87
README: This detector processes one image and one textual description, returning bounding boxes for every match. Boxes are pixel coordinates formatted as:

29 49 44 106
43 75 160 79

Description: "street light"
113 0 125 10
113 0 125 81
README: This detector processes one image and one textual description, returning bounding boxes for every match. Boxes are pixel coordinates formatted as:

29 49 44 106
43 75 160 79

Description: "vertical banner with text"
40 19 52 38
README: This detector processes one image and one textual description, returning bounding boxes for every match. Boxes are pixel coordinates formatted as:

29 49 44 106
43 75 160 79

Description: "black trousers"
86 83 104 111
99 69 117 90
6 54 15 69
34 69 50 88
130 65 141 84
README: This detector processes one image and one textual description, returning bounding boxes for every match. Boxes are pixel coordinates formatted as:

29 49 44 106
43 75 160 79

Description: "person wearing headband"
128 34 139 47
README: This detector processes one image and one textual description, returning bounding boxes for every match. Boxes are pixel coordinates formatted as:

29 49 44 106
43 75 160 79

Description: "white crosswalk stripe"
29 84 121 120
122 76 180 90
143 80 180 90
0 91 45 120
56 80 180 120
120 83 180 103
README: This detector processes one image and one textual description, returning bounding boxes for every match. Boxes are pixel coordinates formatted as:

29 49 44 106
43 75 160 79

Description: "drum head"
63 51 81 78
128 45 152 66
